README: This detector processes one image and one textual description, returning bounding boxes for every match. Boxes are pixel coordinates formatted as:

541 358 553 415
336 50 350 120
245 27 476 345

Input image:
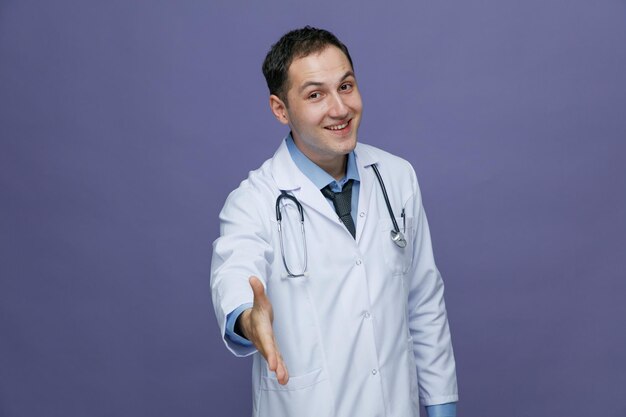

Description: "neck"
317 155 347 181
291 136 349 180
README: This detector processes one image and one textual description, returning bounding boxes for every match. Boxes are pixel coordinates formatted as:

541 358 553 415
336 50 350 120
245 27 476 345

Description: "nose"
328 93 349 119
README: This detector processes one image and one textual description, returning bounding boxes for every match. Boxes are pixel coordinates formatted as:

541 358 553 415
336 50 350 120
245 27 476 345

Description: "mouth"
324 119 351 133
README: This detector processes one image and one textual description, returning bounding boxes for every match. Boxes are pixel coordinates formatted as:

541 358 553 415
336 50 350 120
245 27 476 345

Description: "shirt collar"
286 133 360 190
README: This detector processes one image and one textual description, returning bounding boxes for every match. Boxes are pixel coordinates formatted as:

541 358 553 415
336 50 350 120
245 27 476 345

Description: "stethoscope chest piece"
390 230 407 248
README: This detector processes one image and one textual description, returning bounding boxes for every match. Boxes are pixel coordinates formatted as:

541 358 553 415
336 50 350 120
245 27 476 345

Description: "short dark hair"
262 26 354 104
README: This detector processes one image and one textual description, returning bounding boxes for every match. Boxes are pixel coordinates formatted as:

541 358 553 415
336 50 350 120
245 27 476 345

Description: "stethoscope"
276 163 406 278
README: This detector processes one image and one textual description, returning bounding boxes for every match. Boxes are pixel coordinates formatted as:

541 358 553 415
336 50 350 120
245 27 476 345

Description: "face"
270 46 363 174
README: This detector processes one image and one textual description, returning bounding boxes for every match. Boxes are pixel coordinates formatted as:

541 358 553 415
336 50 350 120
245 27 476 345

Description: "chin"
345 134 358 149
337 140 357 155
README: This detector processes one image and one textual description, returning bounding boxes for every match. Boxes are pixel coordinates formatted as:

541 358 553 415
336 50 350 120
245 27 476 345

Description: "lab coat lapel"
354 144 379 244
270 139 339 222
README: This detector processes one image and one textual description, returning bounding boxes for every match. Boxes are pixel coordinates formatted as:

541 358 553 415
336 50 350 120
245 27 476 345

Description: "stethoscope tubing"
275 163 406 278
370 164 401 234
276 191 308 277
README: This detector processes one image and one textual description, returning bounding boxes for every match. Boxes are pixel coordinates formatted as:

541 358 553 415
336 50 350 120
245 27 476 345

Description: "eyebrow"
298 70 355 94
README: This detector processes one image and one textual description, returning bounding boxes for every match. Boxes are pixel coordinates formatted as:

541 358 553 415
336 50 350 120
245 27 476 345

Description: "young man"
211 26 458 417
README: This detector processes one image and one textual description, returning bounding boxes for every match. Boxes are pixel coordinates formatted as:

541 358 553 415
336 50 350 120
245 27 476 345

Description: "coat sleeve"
210 182 274 357
406 166 459 406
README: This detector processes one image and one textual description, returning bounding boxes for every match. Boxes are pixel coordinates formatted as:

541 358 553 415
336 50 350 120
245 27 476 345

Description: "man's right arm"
210 185 289 384
210 184 271 356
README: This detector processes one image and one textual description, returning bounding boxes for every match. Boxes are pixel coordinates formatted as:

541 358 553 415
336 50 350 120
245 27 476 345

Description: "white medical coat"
211 139 458 417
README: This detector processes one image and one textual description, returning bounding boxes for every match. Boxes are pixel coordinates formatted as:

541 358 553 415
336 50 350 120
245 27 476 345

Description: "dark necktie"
321 179 356 238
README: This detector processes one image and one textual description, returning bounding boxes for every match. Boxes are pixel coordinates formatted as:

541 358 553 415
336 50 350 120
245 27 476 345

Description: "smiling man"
211 26 458 417
269 45 362 179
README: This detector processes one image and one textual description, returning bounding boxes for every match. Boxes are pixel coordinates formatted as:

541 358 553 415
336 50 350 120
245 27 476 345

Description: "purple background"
1 1 625 416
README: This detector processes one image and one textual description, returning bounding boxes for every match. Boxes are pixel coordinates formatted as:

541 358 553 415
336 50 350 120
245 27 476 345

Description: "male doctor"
211 26 458 417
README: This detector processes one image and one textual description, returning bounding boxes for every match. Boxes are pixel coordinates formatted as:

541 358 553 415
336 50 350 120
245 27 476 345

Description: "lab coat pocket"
379 216 414 276
259 368 334 416
260 367 326 391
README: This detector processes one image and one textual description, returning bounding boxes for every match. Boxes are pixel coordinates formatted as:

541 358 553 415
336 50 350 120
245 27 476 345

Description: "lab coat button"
364 311 371 319
356 259 362 265
359 212 365 217
371 369 377 375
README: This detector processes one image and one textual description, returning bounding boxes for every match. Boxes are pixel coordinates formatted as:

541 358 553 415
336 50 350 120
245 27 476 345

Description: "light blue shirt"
224 135 456 416
285 134 360 221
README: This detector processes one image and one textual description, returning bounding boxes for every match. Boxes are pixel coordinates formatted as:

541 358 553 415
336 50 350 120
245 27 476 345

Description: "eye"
308 92 321 100
339 83 353 92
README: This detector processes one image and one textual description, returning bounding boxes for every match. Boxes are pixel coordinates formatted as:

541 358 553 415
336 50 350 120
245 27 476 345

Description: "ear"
269 94 289 125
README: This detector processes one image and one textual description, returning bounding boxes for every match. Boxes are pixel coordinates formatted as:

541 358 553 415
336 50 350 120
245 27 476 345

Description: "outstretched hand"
239 276 289 385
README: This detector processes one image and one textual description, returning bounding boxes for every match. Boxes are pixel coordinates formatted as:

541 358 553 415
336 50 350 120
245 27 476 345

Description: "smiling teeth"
328 122 348 130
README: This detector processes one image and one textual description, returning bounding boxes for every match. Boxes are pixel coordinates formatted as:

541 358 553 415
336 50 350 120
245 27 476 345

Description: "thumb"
249 276 267 303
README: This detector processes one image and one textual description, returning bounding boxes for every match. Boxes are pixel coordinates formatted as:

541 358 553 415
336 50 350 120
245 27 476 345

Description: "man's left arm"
405 165 459 411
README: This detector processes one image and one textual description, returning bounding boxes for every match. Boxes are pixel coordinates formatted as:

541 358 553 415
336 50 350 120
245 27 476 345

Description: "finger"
275 360 285 384
257 330 279 371
276 353 289 385
266 349 278 373
272 342 288 384
248 276 286 382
